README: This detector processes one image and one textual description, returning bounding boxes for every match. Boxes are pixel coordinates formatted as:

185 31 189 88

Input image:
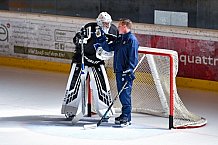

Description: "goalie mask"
96 12 112 34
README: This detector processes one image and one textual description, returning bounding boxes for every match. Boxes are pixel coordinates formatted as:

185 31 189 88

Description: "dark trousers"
116 73 133 122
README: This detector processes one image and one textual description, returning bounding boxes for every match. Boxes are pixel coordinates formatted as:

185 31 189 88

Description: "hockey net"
104 47 207 129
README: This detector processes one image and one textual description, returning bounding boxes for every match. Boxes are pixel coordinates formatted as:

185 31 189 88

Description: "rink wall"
0 11 217 91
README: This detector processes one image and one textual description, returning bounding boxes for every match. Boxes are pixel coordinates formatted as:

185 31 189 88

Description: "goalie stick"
79 26 92 115
83 54 146 129
80 27 86 115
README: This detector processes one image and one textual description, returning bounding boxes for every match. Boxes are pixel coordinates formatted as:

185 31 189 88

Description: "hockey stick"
83 54 146 129
71 29 86 124
78 27 92 115
80 28 86 115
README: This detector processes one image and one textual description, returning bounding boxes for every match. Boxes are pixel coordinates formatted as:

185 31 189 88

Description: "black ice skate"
114 116 131 127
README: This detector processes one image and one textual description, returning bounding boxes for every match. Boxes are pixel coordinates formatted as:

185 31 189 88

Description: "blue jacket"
101 31 139 73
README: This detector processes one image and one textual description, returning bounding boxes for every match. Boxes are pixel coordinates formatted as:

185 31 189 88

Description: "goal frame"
87 47 206 129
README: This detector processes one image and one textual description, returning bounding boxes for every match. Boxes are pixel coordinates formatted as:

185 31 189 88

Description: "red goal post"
138 47 175 129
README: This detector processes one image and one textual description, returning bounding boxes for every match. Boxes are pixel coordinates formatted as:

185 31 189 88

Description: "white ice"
0 66 218 145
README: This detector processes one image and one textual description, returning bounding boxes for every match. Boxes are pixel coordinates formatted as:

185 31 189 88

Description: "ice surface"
0 66 218 145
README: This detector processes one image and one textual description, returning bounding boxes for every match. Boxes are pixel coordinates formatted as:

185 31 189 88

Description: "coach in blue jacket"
95 18 139 126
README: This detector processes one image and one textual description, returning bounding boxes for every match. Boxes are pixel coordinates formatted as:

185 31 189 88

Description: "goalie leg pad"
61 63 88 119
89 65 115 117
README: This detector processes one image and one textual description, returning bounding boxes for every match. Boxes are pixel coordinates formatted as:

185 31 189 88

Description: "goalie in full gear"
61 12 118 123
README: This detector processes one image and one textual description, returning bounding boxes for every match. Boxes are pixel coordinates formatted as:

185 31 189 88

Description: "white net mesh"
104 47 207 129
